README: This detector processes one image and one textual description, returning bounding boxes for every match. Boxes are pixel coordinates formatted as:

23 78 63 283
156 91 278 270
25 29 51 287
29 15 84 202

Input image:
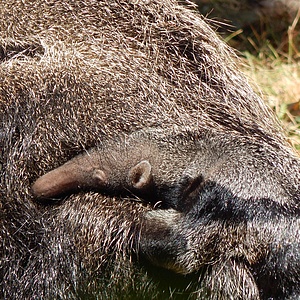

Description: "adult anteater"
1 0 299 299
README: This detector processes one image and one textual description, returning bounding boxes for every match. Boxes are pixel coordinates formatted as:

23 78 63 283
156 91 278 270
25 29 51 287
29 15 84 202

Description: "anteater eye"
177 175 204 212
183 176 204 197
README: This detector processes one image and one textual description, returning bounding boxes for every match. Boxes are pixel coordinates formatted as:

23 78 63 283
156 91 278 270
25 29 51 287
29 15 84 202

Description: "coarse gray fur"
1 0 300 299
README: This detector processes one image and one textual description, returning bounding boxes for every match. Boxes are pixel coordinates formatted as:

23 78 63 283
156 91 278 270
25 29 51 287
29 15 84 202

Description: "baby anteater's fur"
1 0 300 299
32 131 205 209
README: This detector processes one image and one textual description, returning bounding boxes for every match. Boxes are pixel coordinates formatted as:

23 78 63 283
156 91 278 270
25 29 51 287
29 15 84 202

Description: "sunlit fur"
1 0 300 299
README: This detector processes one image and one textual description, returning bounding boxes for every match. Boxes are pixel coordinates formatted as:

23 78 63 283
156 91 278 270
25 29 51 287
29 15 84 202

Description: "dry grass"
242 56 300 150
230 8 300 150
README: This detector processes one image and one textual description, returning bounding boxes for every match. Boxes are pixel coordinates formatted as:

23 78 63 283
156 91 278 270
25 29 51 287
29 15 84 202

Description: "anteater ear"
128 160 153 190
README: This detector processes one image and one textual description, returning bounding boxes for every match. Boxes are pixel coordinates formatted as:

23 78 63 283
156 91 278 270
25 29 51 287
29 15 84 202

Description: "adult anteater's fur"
1 0 299 299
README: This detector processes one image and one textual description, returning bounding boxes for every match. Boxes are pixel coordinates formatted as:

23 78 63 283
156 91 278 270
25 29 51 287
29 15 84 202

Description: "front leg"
139 208 261 299
139 209 191 274
139 209 222 275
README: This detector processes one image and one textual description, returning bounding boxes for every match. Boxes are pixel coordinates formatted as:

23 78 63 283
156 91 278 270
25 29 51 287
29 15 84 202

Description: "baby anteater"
31 127 300 300
32 131 204 210
32 135 156 200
